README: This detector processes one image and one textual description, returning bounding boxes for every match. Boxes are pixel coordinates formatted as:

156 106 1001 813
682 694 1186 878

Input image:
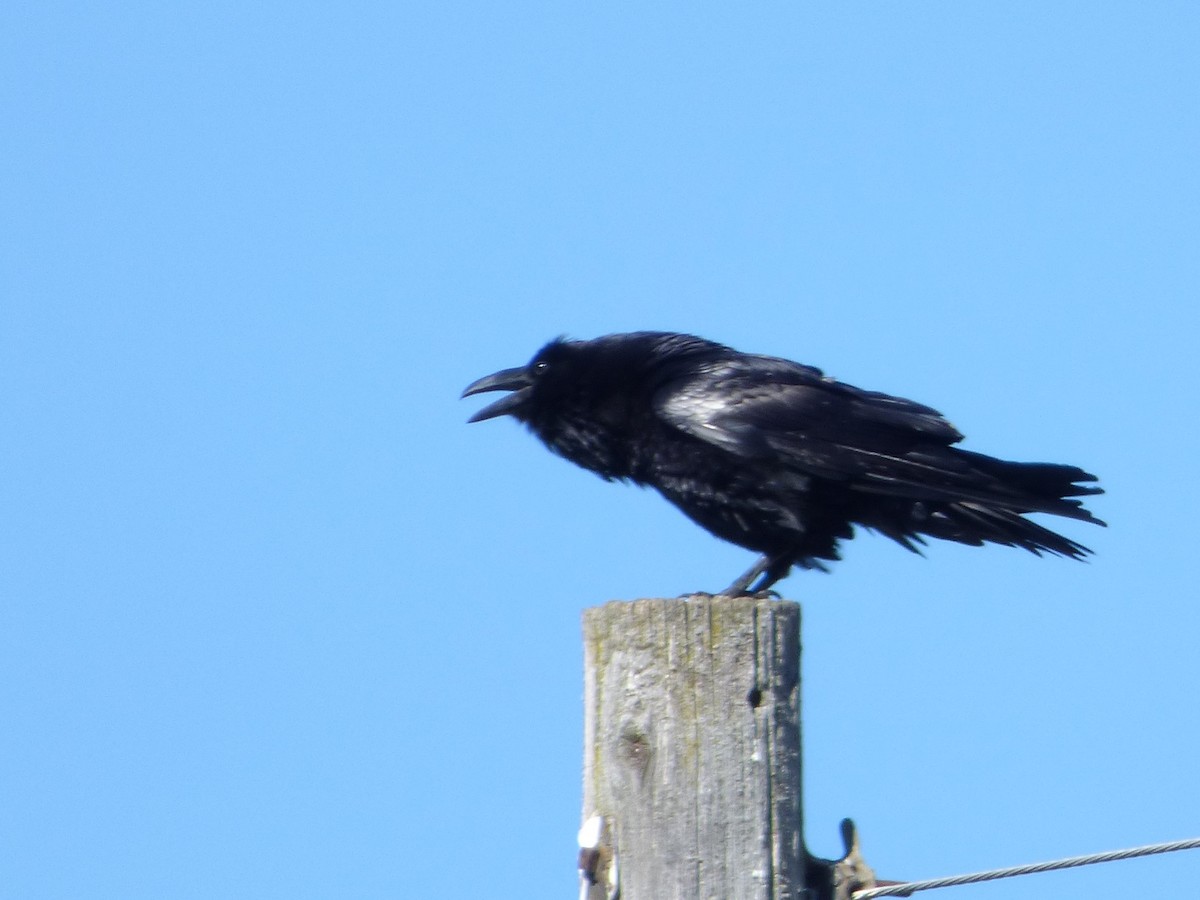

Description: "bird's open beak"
462 366 533 422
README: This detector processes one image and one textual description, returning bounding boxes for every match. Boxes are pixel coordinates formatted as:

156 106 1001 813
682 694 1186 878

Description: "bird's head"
462 332 723 422
462 332 728 478
461 337 580 426
463 336 628 476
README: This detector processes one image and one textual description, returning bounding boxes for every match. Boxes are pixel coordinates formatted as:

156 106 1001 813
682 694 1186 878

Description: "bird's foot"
744 588 782 600
678 588 781 600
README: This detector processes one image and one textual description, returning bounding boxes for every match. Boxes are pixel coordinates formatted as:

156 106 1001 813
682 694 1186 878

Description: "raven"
463 331 1104 595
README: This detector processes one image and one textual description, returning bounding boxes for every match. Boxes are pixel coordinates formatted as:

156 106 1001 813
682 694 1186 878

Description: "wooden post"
581 597 804 900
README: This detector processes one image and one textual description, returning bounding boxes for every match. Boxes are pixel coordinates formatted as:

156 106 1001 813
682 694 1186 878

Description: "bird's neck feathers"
521 374 647 481
520 333 729 482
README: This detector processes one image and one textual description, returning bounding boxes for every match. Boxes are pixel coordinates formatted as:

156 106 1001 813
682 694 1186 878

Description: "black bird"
462 331 1104 595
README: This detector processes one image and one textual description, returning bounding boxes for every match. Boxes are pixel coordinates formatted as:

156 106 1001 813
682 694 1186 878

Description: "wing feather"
656 355 962 470
654 355 1093 517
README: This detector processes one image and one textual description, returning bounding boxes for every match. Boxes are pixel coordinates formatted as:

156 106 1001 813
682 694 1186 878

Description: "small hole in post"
618 726 652 776
747 686 763 708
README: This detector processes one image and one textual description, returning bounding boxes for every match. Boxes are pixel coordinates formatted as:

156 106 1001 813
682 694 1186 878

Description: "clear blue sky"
3 3 1197 898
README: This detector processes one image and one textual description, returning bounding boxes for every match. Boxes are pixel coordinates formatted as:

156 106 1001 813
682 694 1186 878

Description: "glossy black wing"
653 353 1102 522
656 354 962 476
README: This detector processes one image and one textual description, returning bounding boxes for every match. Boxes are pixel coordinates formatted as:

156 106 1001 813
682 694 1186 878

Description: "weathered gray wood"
582 597 803 900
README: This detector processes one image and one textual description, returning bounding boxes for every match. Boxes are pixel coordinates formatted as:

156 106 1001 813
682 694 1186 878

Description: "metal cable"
852 836 1200 899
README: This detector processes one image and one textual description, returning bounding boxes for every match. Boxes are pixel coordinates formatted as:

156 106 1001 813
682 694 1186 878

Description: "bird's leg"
718 552 794 597
719 555 772 597
748 555 793 595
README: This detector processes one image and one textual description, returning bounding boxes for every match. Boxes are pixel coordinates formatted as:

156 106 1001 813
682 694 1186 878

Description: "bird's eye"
531 360 550 377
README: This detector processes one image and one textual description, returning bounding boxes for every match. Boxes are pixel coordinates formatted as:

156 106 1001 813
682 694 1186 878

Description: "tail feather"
917 501 1096 559
859 447 1105 528
956 450 1104 522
